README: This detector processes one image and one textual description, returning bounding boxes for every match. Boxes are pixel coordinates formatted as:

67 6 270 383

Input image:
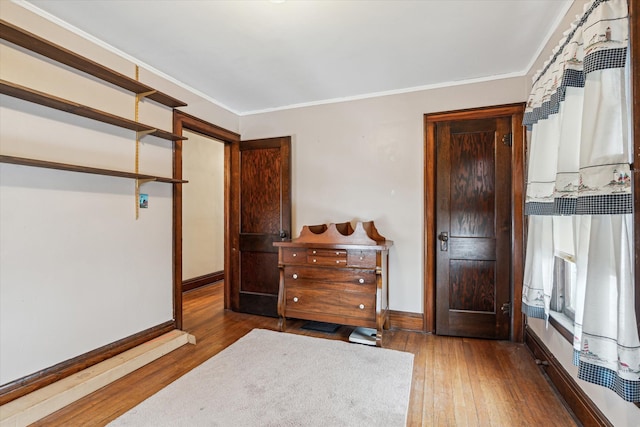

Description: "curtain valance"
524 0 631 218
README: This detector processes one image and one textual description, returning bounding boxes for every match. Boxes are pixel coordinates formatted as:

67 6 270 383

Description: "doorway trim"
424 103 525 341
173 110 240 329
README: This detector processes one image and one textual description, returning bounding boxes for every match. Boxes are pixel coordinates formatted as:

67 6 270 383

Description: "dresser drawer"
336 291 376 319
281 248 306 264
284 286 375 320
347 250 377 268
306 248 347 266
283 266 376 291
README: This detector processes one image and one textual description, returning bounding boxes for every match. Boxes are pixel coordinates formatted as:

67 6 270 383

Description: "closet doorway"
181 130 225 292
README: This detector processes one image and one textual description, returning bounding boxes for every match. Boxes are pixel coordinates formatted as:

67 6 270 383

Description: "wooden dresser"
273 221 392 346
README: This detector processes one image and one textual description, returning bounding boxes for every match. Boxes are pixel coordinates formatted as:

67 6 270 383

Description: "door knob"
279 230 288 239
438 231 449 251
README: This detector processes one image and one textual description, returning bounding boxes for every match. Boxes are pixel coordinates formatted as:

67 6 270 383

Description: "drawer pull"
293 297 299 302
336 260 340 264
359 256 364 260
292 273 298 279
358 278 365 284
359 304 365 309
312 250 317 254
313 259 317 263
336 251 340 255
292 253 297 257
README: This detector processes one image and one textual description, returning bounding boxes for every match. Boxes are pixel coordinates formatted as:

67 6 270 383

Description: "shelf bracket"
135 129 156 140
136 178 156 187
133 67 156 122
136 90 157 102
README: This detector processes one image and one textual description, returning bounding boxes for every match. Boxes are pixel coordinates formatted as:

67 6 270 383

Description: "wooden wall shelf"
0 80 186 141
1 20 189 221
0 155 188 184
0 19 187 108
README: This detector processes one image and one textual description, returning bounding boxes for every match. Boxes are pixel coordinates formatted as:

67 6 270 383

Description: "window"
549 216 577 334
550 254 577 326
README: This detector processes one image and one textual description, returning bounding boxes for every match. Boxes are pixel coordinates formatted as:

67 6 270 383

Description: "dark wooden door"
229 136 291 316
435 117 511 339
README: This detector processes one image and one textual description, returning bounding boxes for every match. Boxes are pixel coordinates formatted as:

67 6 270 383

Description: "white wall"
240 78 527 313
0 2 237 384
182 131 225 280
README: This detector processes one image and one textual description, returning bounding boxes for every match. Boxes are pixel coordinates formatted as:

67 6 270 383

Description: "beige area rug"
108 328 413 426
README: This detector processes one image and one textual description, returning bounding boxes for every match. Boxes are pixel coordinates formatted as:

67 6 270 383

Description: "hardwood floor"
33 283 578 426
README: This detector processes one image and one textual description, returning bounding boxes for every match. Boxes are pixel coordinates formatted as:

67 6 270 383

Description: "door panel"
240 148 282 233
230 136 291 317
449 260 495 311
435 117 511 339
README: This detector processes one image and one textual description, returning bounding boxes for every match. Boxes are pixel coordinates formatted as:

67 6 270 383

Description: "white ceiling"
22 0 572 115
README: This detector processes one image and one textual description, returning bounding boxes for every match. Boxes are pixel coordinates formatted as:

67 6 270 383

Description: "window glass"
550 216 578 328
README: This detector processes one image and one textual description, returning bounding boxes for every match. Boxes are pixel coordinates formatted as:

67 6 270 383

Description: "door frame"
424 103 525 341
173 110 240 329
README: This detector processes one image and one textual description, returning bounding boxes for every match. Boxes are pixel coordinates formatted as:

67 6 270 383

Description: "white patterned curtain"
523 0 638 402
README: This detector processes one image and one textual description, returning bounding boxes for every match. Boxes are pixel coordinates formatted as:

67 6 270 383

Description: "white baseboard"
0 329 195 427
